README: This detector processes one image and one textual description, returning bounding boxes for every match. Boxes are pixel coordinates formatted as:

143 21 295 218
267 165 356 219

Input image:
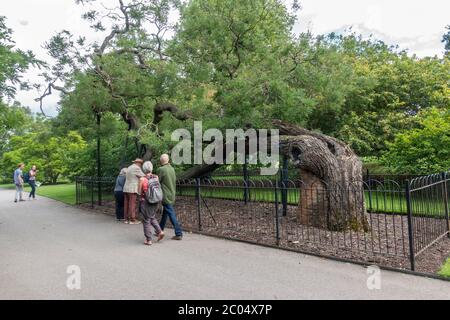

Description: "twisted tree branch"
153 102 192 125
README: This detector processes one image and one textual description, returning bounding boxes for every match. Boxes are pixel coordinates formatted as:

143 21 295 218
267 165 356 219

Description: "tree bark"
153 102 192 126
178 164 222 181
276 121 368 231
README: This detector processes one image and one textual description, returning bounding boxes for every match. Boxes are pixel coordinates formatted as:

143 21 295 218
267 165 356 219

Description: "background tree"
301 33 449 157
1 128 88 184
0 16 44 182
381 108 450 174
0 16 42 99
443 25 450 56
171 0 306 130
0 15 40 151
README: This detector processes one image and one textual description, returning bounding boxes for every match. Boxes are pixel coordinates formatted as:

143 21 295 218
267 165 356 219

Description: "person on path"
114 167 127 222
28 165 38 200
123 159 145 225
138 161 164 246
13 163 25 203
158 154 183 240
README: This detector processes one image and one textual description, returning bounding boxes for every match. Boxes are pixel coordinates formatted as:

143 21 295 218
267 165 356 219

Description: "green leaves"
382 108 450 174
171 0 301 129
442 25 450 56
1 129 89 184
302 33 450 158
23 0 448 177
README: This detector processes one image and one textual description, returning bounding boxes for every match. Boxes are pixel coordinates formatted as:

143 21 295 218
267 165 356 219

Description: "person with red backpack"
138 161 165 246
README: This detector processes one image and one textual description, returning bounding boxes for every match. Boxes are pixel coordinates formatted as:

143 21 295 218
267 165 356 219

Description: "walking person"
13 163 25 203
158 154 183 240
123 159 145 225
28 165 38 200
114 167 127 222
139 161 164 246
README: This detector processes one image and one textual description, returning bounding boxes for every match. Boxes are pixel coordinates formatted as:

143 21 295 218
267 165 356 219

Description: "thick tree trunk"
276 121 368 231
178 164 222 180
298 170 329 227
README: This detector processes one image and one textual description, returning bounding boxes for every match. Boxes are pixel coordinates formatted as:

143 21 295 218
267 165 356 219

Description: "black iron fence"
406 173 450 270
76 176 115 207
75 172 450 271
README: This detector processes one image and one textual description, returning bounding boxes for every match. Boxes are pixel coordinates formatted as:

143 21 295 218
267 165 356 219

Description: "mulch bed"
79 196 450 275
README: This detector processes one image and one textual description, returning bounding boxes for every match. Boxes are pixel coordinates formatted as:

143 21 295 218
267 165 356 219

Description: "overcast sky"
2 0 449 115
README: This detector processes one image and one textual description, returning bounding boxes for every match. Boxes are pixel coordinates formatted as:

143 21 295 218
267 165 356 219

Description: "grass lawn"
439 258 450 278
0 183 76 205
179 186 446 216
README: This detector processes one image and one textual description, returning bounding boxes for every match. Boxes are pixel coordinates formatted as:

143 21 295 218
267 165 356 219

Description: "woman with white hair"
138 161 164 245
114 167 127 222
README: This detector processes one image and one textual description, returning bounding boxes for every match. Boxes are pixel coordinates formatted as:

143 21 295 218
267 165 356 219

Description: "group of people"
12 154 181 246
13 163 38 203
114 154 183 246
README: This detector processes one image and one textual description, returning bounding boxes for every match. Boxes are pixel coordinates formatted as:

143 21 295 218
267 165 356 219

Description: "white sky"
1 0 449 115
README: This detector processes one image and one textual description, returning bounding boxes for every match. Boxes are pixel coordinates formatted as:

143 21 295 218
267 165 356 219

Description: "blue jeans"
29 180 36 199
159 204 182 237
15 184 23 201
114 191 124 220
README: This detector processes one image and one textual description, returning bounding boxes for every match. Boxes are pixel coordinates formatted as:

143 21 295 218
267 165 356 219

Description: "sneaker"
172 236 183 241
129 220 141 225
124 220 130 224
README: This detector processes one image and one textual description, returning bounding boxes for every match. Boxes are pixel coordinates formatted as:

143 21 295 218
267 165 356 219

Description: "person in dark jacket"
28 165 38 200
114 168 127 222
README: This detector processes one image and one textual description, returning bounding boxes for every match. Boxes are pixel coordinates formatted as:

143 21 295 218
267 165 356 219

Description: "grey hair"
142 161 154 174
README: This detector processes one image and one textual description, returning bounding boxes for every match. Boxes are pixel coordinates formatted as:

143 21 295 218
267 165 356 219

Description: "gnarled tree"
275 120 369 231
180 120 369 232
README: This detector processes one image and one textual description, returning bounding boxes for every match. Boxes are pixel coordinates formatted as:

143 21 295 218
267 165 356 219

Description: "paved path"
0 189 449 300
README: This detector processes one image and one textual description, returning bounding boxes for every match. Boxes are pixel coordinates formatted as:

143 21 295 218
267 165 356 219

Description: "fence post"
405 180 415 271
243 155 249 204
98 178 102 206
281 156 288 217
91 178 94 209
366 169 373 213
196 178 202 231
442 172 450 238
75 177 79 205
274 180 281 246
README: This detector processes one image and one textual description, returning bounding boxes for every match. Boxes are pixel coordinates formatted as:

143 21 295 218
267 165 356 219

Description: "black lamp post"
96 111 102 206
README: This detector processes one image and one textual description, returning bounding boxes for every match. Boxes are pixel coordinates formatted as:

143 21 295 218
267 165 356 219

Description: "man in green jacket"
157 154 183 240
